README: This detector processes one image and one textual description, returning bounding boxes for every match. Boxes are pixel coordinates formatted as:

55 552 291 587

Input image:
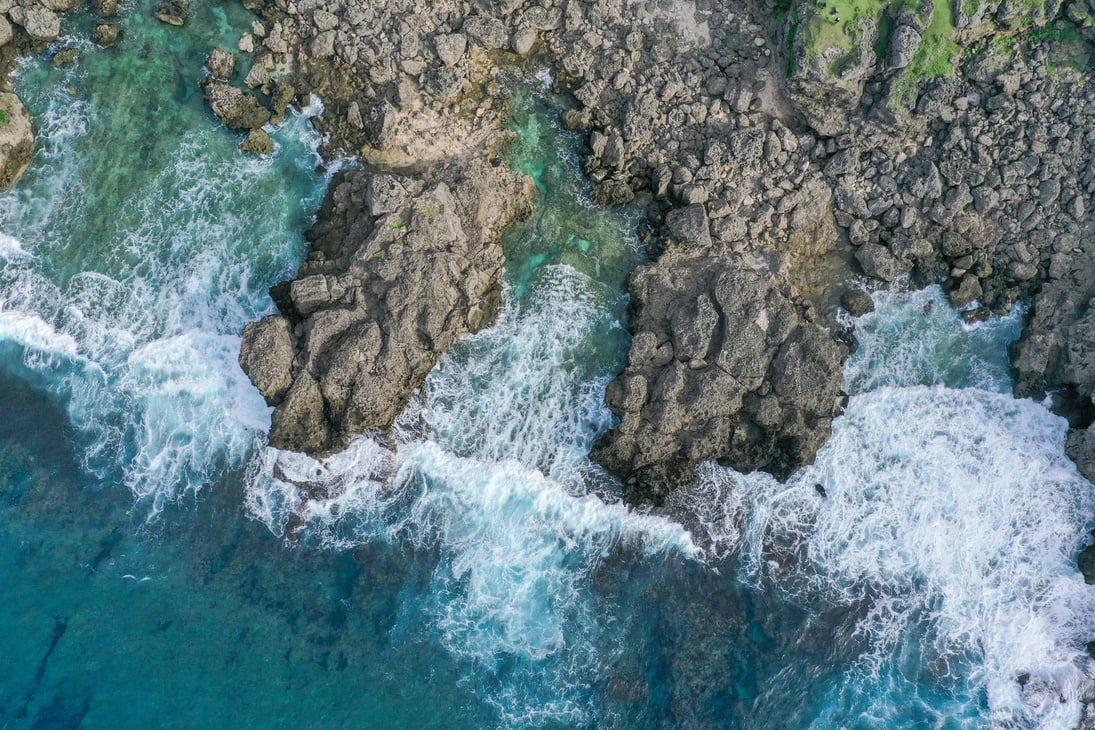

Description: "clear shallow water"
0 7 1093 730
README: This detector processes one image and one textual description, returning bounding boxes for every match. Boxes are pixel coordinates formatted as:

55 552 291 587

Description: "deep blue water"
0 3 1093 728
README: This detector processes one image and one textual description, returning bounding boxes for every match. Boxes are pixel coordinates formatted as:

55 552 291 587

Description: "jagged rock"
856 243 911 282
433 33 466 66
9 6 60 42
1067 426 1095 485
239 315 295 405
52 47 78 66
889 25 922 69
840 288 875 316
591 179 635 206
202 80 270 130
239 128 273 155
592 251 848 501
91 23 123 48
244 63 270 89
950 274 983 309
240 164 536 455
92 0 119 17
1079 539 1095 584
155 0 188 26
463 16 507 49
663 204 711 248
205 47 236 80
0 93 33 189
512 28 538 55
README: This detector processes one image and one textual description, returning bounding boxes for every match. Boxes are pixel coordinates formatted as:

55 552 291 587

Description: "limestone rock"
0 93 34 189
92 0 119 18
240 163 536 455
52 47 78 66
202 80 270 130
9 6 60 42
91 23 123 48
239 315 295 405
433 33 466 66
239 128 273 155
205 47 236 80
592 251 848 502
155 0 188 26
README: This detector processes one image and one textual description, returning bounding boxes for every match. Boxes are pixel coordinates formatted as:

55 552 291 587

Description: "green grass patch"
0 109 9 127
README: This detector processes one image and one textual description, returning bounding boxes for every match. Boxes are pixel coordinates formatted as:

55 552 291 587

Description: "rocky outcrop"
201 80 270 130
240 163 535 454
592 248 847 502
91 23 122 48
0 93 33 189
225 0 1095 499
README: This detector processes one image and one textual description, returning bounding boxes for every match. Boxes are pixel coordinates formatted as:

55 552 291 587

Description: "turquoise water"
1 4 1095 728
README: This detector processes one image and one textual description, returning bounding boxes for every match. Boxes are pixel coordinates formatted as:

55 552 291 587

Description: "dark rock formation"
227 0 1095 498
201 80 269 130
0 93 34 190
593 249 847 502
239 163 535 454
239 127 272 155
91 23 122 48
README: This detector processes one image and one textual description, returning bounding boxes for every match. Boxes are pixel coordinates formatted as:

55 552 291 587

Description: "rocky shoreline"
220 0 1095 512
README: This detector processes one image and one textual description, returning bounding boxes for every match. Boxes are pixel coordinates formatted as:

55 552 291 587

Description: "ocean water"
1 4 1094 729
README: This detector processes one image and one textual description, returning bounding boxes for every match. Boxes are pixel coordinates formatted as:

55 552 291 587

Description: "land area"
221 0 1095 515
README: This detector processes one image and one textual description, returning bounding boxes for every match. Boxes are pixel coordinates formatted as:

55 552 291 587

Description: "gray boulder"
889 25 922 69
240 162 536 455
239 315 295 405
9 6 60 42
433 33 466 66
663 204 712 248
0 93 34 189
202 80 270 130
592 251 848 502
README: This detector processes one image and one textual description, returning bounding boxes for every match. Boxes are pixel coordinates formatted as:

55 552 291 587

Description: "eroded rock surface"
0 93 33 189
592 249 847 501
240 163 535 454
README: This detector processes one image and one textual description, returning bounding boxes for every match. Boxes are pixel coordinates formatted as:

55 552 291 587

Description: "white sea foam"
0 79 328 516
671 291 1095 728
843 285 1024 395
244 264 696 725
423 265 621 486
247 432 698 726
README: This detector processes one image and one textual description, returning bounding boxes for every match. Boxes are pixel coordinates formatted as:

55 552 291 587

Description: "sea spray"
0 26 329 514
672 286 1095 728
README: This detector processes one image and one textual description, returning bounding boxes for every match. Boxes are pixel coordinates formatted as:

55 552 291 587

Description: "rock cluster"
230 0 1095 500
0 92 33 189
240 162 535 454
592 249 847 501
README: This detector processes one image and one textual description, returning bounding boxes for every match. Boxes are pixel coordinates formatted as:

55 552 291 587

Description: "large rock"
239 315 295 405
240 163 536 455
592 251 848 502
9 6 60 42
205 48 236 80
201 80 270 130
91 23 123 48
0 93 34 189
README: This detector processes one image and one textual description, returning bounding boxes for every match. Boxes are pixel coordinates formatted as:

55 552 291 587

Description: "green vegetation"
905 0 960 80
0 109 8 127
